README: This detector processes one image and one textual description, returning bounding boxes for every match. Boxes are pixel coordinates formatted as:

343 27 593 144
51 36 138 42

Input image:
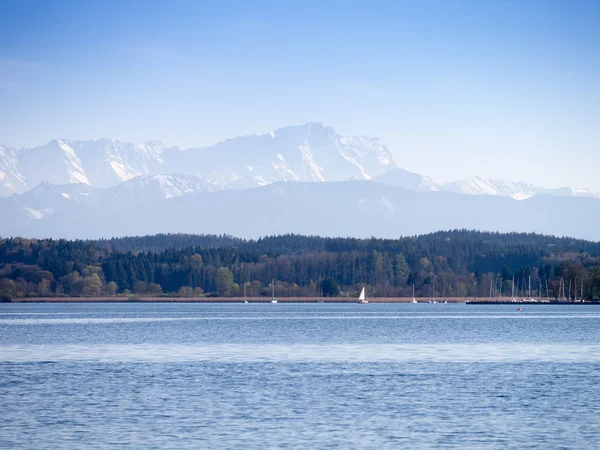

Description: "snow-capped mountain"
442 176 600 200
0 145 27 197
163 122 396 189
0 123 396 196
68 138 166 188
373 172 600 201
2 123 599 201
441 176 550 200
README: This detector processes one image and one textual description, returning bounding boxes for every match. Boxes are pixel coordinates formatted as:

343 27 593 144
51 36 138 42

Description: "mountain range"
1 123 599 240
2 123 598 200
0 123 394 196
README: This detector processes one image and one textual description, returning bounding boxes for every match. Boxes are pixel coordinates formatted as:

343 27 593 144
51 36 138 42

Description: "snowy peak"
69 137 166 187
442 176 542 200
374 171 600 200
442 176 600 200
0 145 27 196
0 125 396 196
18 139 90 188
165 123 397 189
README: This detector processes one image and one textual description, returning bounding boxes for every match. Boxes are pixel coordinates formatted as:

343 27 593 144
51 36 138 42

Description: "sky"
1 0 599 189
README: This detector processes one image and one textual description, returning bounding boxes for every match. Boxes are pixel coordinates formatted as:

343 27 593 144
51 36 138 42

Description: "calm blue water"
2 303 600 449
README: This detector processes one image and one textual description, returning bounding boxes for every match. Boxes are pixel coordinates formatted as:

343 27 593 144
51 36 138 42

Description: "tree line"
1 230 600 300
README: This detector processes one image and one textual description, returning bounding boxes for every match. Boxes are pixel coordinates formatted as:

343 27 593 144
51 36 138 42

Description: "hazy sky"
1 0 599 189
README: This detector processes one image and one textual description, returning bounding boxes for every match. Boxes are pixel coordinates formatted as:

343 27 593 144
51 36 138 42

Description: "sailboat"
358 286 368 304
244 283 248 304
411 284 417 303
443 276 447 303
511 277 516 302
271 279 277 304
522 275 535 302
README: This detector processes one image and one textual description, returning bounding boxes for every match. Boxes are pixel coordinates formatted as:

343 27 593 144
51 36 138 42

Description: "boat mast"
568 279 572 302
443 276 446 302
512 277 515 300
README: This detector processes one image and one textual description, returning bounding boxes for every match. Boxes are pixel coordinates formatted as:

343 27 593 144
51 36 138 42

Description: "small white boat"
244 284 248 304
358 286 368 304
271 279 277 304
411 284 417 303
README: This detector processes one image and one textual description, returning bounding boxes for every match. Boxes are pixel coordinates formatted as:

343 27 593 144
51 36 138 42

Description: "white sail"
271 279 277 303
358 287 365 301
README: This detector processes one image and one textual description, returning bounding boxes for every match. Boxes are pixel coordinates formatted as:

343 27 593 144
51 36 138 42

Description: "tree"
193 287 204 297
81 273 102 296
134 281 148 295
393 254 409 286
37 278 52 296
217 267 234 296
147 283 163 295
0 279 16 302
178 286 193 297
104 281 118 296
501 265 512 282
320 278 340 297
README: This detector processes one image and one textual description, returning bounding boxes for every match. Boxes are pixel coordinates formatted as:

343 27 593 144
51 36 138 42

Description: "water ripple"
2 343 600 363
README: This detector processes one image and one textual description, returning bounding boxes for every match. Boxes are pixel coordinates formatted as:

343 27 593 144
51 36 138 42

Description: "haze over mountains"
1 123 599 240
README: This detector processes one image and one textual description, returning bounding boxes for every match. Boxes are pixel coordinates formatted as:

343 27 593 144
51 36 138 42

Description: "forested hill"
96 230 600 255
1 230 600 301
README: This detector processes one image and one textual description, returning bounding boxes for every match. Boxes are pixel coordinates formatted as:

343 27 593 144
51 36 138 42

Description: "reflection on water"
1 303 600 448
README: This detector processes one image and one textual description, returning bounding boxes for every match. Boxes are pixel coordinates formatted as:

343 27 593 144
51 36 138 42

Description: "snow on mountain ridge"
441 176 600 200
162 122 396 189
0 124 395 196
0 145 27 196
373 170 600 200
2 124 599 201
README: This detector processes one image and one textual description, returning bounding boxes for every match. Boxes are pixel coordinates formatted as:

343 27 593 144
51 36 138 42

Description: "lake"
1 302 600 449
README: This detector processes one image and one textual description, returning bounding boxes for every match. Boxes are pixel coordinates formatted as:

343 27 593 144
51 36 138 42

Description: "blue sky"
1 0 599 189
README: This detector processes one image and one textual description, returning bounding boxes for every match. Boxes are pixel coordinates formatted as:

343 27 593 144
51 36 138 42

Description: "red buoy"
517 308 521 311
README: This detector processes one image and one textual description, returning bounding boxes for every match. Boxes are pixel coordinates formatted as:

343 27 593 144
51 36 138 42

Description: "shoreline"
5 296 466 303
3 297 598 304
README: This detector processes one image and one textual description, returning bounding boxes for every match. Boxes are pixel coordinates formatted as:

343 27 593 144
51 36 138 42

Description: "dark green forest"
1 230 600 301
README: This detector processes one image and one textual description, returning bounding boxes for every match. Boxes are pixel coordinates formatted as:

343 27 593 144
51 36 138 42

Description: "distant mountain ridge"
372 169 600 200
2 123 598 201
1 179 599 241
0 123 396 196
